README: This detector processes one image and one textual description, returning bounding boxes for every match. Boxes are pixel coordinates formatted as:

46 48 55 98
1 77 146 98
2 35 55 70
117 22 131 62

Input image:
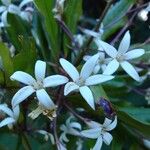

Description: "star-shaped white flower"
0 0 20 27
10 60 68 108
0 103 20 128
60 55 114 109
99 31 145 81
60 116 81 143
84 52 112 74
81 116 117 150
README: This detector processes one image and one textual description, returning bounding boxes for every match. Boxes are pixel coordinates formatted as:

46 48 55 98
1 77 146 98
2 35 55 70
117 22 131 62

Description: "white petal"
0 6 6 13
103 118 112 127
43 75 68 87
120 61 140 81
35 60 46 81
59 58 79 82
8 4 20 14
85 74 114 86
1 0 11 6
83 55 91 61
102 132 113 145
79 86 95 109
94 39 104 51
93 136 103 150
0 104 13 117
64 82 79 96
1 11 8 26
70 122 81 130
81 128 101 139
124 49 145 60
86 120 101 128
10 71 36 85
98 41 117 58
12 86 35 107
103 59 119 75
19 0 33 8
118 31 130 56
93 64 101 74
106 116 117 131
36 89 55 109
0 117 15 128
80 54 99 80
13 105 20 120
82 28 100 38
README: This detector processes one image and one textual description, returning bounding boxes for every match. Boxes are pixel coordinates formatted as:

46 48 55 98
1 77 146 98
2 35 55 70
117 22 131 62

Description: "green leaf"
6 13 31 51
117 110 150 137
0 42 14 86
34 0 59 61
103 0 136 39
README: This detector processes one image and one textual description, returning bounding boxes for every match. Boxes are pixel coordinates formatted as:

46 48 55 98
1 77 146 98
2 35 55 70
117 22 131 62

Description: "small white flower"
100 31 145 81
10 60 68 108
60 116 81 143
60 55 114 109
0 0 20 27
36 130 55 144
19 0 33 22
81 116 117 150
0 103 19 129
84 52 112 74
73 34 85 48
28 95 57 120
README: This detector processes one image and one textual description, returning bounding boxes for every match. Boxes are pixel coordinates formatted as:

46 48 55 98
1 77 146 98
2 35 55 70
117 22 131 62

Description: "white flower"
10 60 68 108
0 0 20 27
36 130 55 144
81 116 117 150
83 52 112 74
19 0 33 22
60 116 81 143
73 34 85 48
100 31 145 81
60 55 114 109
0 103 19 128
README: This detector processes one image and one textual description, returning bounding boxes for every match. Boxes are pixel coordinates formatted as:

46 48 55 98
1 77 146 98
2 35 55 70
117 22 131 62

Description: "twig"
74 0 115 66
110 11 137 45
64 102 90 123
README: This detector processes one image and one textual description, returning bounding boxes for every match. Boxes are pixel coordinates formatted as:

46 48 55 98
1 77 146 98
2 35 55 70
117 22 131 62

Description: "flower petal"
12 86 35 107
106 116 117 131
103 59 119 75
59 58 79 82
19 0 33 8
83 55 91 61
10 71 36 85
93 136 103 150
80 54 99 80
70 122 81 130
0 104 13 117
43 75 68 87
0 117 15 128
85 74 114 86
79 86 95 109
103 118 112 127
0 6 6 13
118 31 130 56
102 132 113 145
36 89 55 109
1 0 11 6
124 49 145 60
8 4 20 14
98 41 117 58
81 128 101 139
93 64 101 74
35 60 46 81
120 61 140 81
94 38 104 51
1 11 8 26
64 82 79 96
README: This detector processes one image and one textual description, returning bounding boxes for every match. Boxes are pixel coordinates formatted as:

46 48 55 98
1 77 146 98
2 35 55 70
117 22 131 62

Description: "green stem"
22 132 32 150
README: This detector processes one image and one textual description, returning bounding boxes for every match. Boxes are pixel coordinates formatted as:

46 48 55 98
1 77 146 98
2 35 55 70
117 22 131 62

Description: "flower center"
33 80 44 90
76 77 85 86
116 55 125 62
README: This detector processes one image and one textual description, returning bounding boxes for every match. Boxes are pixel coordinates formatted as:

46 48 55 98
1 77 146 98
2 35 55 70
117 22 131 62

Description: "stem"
64 102 89 123
22 132 32 150
74 0 115 66
110 11 137 45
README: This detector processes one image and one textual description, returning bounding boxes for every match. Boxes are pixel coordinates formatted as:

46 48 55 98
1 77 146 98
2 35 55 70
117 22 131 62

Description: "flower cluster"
0 0 33 27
